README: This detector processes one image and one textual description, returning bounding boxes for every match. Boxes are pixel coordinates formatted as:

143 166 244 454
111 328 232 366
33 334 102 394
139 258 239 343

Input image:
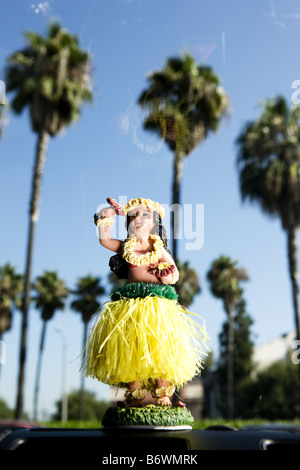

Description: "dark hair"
109 211 171 279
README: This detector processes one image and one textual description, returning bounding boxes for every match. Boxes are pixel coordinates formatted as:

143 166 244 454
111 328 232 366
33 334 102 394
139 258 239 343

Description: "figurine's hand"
100 207 116 218
159 276 170 284
94 207 116 227
149 263 178 285
106 197 124 215
149 263 175 277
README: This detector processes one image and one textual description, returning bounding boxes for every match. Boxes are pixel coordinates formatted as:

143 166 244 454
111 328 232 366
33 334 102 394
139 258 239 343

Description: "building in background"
253 331 296 372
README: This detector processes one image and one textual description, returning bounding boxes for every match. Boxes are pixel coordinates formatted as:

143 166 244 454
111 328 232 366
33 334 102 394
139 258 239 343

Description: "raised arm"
94 206 123 254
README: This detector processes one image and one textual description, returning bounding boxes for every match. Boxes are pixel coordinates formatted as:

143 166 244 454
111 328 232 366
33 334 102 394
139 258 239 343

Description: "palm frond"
138 52 229 157
236 96 300 229
5 21 93 135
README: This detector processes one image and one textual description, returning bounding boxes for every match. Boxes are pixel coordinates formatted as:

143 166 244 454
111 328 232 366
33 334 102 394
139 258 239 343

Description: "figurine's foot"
124 388 146 408
155 395 172 406
152 384 175 406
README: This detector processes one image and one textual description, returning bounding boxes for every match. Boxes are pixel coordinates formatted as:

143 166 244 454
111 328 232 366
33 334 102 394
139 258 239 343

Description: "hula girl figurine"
82 197 208 417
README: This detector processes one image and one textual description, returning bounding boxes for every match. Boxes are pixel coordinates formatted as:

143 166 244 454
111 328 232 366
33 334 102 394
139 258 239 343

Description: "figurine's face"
128 206 154 238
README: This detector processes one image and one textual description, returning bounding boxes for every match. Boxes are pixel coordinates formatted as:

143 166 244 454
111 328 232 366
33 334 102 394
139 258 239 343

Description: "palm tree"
217 298 255 417
71 275 105 419
176 260 201 308
236 96 300 343
0 264 24 367
138 51 229 261
0 263 23 338
32 270 68 421
207 255 248 419
5 22 92 418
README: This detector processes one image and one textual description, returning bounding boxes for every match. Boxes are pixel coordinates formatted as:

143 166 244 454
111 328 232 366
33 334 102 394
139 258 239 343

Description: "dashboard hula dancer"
82 197 208 410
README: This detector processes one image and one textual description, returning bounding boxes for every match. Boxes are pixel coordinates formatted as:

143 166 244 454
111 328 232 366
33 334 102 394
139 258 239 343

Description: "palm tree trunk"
79 322 88 420
227 305 235 420
171 150 184 262
33 320 47 421
287 228 300 342
15 130 49 419
224 295 235 419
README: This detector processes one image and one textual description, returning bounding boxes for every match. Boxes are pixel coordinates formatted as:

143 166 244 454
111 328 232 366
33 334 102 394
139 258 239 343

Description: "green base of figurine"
102 405 194 429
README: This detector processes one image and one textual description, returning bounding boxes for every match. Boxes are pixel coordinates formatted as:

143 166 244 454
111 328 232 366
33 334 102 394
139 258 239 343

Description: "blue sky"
1 0 300 419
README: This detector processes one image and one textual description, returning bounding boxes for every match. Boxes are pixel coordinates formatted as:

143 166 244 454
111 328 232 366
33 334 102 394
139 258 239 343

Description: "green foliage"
33 271 68 322
52 390 109 422
216 299 256 417
0 263 24 310
41 417 300 430
5 21 93 136
0 263 24 336
241 360 300 420
71 275 105 324
176 260 201 308
0 398 30 420
0 398 14 419
236 94 300 366
207 256 249 314
41 420 101 428
236 96 300 230
218 299 255 374
138 51 229 157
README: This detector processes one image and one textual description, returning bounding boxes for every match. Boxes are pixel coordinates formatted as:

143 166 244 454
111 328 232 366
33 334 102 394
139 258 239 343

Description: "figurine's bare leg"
124 381 146 407
153 379 175 406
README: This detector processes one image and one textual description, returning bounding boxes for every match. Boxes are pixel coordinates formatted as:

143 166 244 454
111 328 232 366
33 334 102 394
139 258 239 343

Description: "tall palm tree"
0 262 23 346
236 96 300 343
71 275 105 419
32 270 68 421
207 255 248 419
5 22 92 418
138 52 229 261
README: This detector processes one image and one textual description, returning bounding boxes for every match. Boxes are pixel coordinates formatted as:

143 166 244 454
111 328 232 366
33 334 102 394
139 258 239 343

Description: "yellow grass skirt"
82 283 208 389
